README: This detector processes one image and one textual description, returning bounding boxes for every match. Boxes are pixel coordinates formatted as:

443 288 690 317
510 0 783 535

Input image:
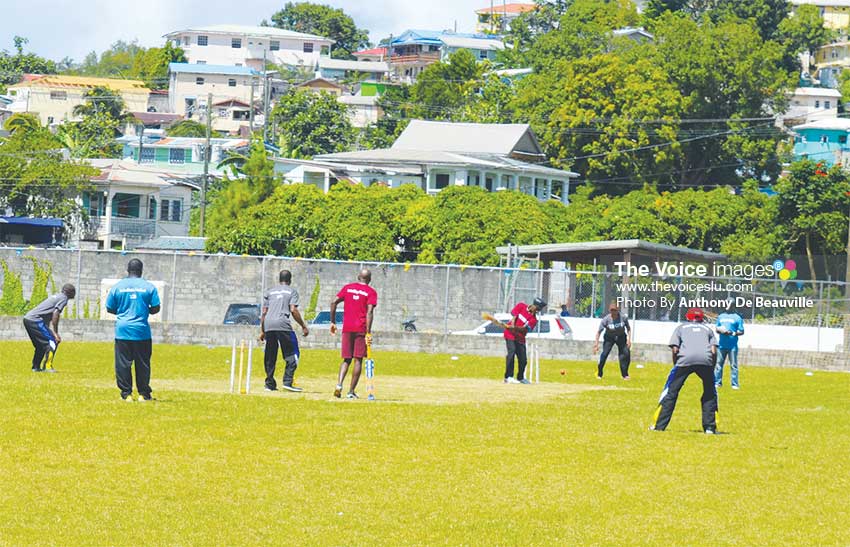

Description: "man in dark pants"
106 259 160 402
330 269 377 399
260 270 309 392
651 308 719 434
593 303 632 380
23 284 75 372
504 297 546 384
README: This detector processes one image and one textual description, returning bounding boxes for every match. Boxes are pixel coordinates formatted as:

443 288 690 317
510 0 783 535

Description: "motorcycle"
402 317 418 333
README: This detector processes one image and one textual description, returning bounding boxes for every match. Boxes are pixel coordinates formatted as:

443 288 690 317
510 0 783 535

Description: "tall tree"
775 160 850 280
166 119 209 138
777 4 832 63
272 91 355 158
409 49 483 121
57 87 130 158
268 2 370 59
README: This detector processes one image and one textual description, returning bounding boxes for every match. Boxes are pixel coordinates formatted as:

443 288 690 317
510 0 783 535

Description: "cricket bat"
365 342 375 401
482 312 510 331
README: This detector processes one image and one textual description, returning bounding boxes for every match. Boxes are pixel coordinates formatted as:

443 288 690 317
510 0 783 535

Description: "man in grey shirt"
23 284 75 372
260 270 309 392
650 307 719 434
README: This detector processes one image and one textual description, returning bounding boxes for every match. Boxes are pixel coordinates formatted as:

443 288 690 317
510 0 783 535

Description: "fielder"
593 303 632 380
650 308 719 434
23 284 75 372
715 301 744 389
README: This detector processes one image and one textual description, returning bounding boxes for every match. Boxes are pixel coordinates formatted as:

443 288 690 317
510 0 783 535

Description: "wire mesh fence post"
76 248 83 319
170 252 178 322
443 265 451 335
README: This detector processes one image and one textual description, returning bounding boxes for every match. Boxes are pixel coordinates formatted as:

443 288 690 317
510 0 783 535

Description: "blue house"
388 30 505 81
792 118 850 166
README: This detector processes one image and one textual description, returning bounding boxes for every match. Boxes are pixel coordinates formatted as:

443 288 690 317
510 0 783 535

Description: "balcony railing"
88 216 156 237
388 52 441 64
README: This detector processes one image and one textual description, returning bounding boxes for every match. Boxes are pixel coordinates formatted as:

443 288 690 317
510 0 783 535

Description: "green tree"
57 87 129 158
0 36 57 92
272 91 355 158
130 42 187 89
711 0 790 41
268 2 370 59
0 118 96 222
409 49 483 121
775 160 850 279
777 4 832 61
166 119 209 138
513 49 685 191
72 40 145 77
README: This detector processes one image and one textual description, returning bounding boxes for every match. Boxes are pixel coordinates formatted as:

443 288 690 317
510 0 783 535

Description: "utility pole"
136 123 145 164
490 0 495 33
845 192 850 295
249 75 256 133
200 92 212 237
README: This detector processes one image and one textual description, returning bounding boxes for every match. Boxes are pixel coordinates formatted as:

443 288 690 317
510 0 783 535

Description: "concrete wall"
0 248 502 332
1 317 848 372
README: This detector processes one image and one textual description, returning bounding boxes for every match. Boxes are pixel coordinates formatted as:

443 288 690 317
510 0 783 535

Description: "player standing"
260 270 309 392
593 303 632 380
23 284 75 372
714 301 744 389
650 308 719 434
330 269 377 399
504 297 547 384
105 259 160 402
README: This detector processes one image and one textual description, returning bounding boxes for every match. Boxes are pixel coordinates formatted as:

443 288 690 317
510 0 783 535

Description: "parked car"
452 313 573 339
224 304 261 326
309 310 345 329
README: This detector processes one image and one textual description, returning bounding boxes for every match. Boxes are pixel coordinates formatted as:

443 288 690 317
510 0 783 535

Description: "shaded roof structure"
496 240 726 268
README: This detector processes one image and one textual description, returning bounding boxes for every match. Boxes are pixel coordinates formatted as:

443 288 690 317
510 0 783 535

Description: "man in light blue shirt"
714 301 744 389
106 259 161 402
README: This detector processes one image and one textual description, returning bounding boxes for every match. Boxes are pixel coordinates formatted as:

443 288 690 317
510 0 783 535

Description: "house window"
232 38 242 48
826 100 832 109
160 199 183 222
196 77 205 85
183 36 189 46
148 198 157 220
485 176 494 191
303 42 314 53
840 135 847 144
169 148 186 164
435 174 450 189
197 60 207 64
270 40 280 51
113 193 140 218
84 192 105 217
821 135 829 143
139 147 155 163
50 90 67 100
478 49 488 60
47 116 54 124
197 35 208 46
815 100 820 108
218 108 227 117
228 78 237 87
235 63 242 67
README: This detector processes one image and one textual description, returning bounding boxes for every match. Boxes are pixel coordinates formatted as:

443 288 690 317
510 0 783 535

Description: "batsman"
501 297 547 384
651 307 719 434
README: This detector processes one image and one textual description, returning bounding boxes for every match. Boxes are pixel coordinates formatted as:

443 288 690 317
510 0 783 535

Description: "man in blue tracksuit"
106 259 161 402
714 302 744 389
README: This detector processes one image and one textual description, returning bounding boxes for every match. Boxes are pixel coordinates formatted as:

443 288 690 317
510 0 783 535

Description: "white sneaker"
704 429 715 435
731 385 740 390
123 395 134 403
504 377 520 384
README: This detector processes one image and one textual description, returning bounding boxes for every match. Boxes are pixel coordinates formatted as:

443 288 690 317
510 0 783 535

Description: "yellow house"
7 75 150 126
792 0 850 29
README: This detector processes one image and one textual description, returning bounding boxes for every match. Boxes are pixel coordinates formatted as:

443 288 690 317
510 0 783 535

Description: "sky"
1 0 491 62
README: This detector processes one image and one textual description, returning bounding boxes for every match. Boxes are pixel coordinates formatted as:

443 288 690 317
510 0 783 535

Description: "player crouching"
650 307 719 434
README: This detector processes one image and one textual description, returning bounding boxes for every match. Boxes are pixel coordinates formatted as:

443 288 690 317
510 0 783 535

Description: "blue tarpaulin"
0 217 63 245
0 216 63 227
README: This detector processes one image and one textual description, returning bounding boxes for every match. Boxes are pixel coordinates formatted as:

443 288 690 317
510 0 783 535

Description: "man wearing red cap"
650 308 719 434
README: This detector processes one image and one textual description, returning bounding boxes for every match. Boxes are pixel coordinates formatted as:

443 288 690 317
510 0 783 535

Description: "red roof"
212 99 251 107
354 47 387 57
476 3 536 14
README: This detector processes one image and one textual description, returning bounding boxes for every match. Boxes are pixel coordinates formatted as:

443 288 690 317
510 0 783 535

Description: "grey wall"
0 249 504 333
1 318 847 372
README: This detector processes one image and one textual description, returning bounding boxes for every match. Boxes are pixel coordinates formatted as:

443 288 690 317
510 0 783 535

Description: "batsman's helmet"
532 297 547 310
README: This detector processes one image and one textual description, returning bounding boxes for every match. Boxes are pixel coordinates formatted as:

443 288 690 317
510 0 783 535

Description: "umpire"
105 259 161 402
651 308 719 434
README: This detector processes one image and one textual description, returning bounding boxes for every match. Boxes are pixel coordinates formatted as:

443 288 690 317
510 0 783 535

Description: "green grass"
1 341 849 546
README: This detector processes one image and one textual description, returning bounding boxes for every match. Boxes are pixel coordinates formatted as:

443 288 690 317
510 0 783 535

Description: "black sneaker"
264 386 278 392
282 384 303 392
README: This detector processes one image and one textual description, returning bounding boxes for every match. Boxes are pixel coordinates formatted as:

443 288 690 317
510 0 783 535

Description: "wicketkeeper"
651 308 719 434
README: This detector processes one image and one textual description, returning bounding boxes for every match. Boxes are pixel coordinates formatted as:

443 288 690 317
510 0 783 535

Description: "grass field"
1 340 849 546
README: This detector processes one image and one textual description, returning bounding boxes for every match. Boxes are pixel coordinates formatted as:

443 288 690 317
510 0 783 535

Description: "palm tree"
2 113 43 135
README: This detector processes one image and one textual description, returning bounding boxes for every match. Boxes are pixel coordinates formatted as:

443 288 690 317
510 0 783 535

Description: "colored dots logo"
775 259 797 281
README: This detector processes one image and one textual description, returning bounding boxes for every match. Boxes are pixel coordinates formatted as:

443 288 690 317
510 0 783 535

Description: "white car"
452 313 573 339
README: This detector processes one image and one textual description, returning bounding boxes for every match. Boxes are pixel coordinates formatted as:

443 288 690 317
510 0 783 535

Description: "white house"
164 24 333 70
317 57 389 82
168 63 260 134
784 86 842 124
338 94 382 127
76 159 199 250
274 120 577 201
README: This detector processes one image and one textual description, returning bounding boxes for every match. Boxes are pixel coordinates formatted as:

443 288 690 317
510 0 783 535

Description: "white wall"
174 32 327 68
566 317 845 353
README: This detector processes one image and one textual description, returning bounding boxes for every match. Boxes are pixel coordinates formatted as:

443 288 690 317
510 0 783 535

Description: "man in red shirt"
504 297 547 384
330 269 378 399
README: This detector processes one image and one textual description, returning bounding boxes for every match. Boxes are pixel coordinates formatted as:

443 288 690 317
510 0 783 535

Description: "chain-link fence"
0 248 847 352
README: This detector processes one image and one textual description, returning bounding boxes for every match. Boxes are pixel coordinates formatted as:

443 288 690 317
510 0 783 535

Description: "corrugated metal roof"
165 24 332 43
169 63 260 76
10 74 149 92
318 58 389 72
392 120 538 156
440 35 505 50
475 3 536 14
